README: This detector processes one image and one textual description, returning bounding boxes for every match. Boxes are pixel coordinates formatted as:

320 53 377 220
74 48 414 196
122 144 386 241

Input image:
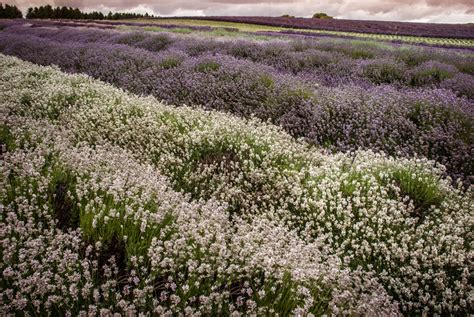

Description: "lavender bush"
357 58 407 85
407 60 458 86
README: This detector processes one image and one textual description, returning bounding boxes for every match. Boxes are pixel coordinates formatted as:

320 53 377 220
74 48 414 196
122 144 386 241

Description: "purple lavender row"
187 16 474 39
27 18 219 32
263 29 474 50
0 29 472 184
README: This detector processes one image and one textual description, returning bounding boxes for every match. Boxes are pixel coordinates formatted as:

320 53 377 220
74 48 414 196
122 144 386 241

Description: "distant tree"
106 11 154 20
0 3 23 18
60 6 70 19
51 6 59 18
312 12 333 19
26 7 33 18
72 8 82 19
45 5 54 18
85 11 104 20
36 5 47 18
32 7 39 18
281 14 295 18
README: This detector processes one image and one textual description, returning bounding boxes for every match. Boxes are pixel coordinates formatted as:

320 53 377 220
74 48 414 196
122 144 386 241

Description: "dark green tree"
0 3 23 19
312 12 333 19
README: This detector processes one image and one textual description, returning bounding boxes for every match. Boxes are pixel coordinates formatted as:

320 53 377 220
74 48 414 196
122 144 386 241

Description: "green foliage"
79 190 176 262
48 165 81 230
386 168 445 219
283 86 315 101
362 61 406 84
259 73 275 89
349 49 375 59
396 48 430 66
0 124 15 153
195 60 221 72
159 56 182 69
137 34 173 51
169 27 193 34
115 33 147 45
409 64 456 87
312 12 333 19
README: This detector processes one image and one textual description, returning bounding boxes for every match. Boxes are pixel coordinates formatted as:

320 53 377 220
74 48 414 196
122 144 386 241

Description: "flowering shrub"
0 55 472 315
137 34 175 52
441 73 474 99
408 61 458 87
358 59 407 84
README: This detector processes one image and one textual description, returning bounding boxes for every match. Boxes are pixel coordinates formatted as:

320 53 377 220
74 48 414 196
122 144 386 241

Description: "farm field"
188 16 474 39
15 17 473 47
0 16 473 316
93 18 474 47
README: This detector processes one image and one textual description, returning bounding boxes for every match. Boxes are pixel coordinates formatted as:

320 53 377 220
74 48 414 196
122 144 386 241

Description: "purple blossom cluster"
0 23 472 184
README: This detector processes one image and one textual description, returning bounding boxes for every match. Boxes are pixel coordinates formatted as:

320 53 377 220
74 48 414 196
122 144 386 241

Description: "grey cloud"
4 0 473 23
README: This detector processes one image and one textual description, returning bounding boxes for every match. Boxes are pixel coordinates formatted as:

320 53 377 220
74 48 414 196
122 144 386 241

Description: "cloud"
4 0 474 23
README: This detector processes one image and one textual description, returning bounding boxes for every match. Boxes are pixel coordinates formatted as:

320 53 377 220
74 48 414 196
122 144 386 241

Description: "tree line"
0 3 23 18
25 5 155 20
0 4 334 21
0 3 155 20
282 12 334 19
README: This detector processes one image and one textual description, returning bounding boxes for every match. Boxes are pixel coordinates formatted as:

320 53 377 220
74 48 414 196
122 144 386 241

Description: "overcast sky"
4 0 474 23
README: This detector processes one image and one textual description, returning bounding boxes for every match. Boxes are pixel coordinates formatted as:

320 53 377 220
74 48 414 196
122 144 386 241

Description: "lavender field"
0 18 473 316
193 16 474 39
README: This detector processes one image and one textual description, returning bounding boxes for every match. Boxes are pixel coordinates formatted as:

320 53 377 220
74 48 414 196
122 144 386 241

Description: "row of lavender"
0 23 472 184
4 21 474 92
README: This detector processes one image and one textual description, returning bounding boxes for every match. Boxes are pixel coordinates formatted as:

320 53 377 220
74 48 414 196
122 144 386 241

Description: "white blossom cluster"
0 54 472 316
